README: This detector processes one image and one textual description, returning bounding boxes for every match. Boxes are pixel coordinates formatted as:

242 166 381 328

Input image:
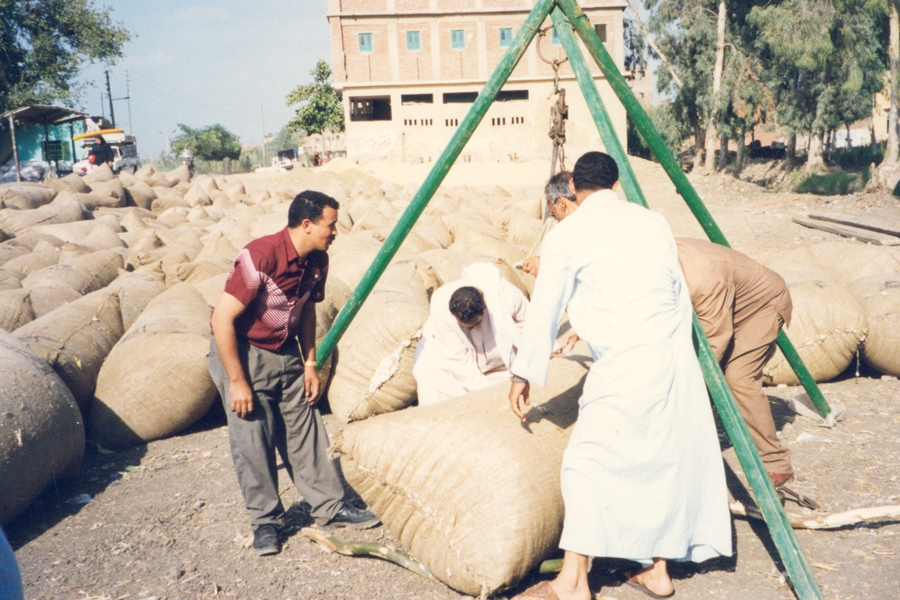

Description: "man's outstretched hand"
551 333 580 358
509 381 531 422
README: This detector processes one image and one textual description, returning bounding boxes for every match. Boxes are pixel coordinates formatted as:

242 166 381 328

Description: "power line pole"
105 70 116 127
126 70 133 134
260 105 266 165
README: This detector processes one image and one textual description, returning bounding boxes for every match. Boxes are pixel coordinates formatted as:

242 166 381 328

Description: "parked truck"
72 129 141 175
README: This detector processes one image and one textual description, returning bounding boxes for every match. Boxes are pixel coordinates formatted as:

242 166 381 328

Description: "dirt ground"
7 157 900 600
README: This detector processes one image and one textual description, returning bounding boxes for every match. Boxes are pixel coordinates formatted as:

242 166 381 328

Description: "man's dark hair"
572 151 619 192
448 286 485 324
545 171 575 205
288 191 340 228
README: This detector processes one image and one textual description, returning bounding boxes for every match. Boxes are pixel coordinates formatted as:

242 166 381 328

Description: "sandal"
512 581 561 600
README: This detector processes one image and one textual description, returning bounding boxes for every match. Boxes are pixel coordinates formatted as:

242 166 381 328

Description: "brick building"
327 0 628 164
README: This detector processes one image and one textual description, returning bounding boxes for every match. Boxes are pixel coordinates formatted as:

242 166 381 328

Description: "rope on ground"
300 528 437 580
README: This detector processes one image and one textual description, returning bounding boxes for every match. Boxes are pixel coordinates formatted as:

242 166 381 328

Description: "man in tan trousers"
675 237 795 488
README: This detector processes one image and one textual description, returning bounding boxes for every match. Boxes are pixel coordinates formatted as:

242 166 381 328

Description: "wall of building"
343 77 626 165
328 0 629 164
2 121 85 163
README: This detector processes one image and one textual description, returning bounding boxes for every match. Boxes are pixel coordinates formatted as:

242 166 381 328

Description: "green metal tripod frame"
316 2 825 598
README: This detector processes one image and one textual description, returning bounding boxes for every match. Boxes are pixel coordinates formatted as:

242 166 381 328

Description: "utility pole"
260 105 266 166
105 70 116 127
126 70 133 134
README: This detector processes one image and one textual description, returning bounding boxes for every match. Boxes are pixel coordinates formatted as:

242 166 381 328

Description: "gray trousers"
207 336 344 527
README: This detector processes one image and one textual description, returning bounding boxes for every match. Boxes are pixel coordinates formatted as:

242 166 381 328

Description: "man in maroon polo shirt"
208 190 379 556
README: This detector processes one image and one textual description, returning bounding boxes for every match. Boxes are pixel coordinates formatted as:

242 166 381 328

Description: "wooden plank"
809 210 900 237
793 217 900 245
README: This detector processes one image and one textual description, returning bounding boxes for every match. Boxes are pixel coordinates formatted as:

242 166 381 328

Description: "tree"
704 1 726 173
870 0 900 192
647 0 719 170
269 126 303 152
285 60 344 140
0 0 130 113
623 0 683 88
171 124 241 162
623 14 649 78
750 0 886 170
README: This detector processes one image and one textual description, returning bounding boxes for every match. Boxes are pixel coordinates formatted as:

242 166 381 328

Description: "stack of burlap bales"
6 156 900 596
0 164 298 524
762 241 900 383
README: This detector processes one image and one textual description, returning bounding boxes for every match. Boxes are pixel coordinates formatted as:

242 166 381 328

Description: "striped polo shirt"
221 227 328 351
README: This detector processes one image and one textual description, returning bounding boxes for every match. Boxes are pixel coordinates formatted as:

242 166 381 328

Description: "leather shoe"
252 524 281 556
326 502 381 530
768 472 794 488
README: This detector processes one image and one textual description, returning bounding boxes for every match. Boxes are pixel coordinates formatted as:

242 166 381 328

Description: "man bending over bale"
508 152 731 600
676 238 799 494
413 262 528 406
208 190 379 557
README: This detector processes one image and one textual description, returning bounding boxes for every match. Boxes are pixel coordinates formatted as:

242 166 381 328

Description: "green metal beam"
315 0 555 370
775 330 831 417
553 0 829 419
549 6 647 208
693 313 823 600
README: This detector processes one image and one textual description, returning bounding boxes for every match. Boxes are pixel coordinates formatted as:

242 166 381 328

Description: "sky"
76 0 332 159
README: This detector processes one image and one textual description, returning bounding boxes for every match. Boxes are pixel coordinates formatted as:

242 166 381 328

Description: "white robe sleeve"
510 229 578 386
500 278 529 328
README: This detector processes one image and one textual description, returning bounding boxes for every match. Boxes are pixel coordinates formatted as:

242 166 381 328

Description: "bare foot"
628 558 674 598
511 578 591 600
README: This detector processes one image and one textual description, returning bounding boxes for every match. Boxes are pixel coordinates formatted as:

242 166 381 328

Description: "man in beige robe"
676 237 794 486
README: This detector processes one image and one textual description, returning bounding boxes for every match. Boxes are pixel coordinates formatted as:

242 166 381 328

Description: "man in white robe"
509 152 731 600
413 262 528 406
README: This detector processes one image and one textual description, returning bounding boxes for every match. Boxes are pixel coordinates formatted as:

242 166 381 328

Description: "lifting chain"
548 60 568 178
536 25 569 221
536 25 569 179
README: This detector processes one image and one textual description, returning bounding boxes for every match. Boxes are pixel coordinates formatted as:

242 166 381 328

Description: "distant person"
89 136 114 168
179 147 195 176
413 262 528 406
208 191 379 557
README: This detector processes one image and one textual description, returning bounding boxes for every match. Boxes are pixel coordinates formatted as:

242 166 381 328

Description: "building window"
499 28 513 48
443 92 478 103
407 30 421 51
451 29 465 50
594 24 607 43
401 93 434 105
359 33 373 53
551 27 560 45
496 90 529 102
349 96 392 121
